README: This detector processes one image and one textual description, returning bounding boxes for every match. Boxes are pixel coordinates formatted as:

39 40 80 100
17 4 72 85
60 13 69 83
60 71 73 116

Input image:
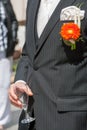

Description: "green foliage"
12 60 18 72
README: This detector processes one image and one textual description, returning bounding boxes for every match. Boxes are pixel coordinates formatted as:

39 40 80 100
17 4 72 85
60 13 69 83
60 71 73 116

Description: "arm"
9 43 34 108
9 31 34 108
9 0 34 108
14 43 34 82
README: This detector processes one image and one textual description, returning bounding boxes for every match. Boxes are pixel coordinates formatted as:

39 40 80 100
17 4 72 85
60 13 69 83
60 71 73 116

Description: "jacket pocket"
57 96 87 112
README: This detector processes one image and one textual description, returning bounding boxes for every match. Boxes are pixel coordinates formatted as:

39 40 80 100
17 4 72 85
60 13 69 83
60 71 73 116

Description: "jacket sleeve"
14 43 34 83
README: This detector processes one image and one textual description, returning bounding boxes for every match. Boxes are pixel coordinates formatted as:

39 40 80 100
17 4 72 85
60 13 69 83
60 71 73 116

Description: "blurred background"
3 0 28 130
11 0 27 49
11 0 27 51
10 0 27 83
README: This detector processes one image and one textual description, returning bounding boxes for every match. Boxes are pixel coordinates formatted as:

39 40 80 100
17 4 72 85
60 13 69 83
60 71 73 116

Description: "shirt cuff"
15 80 26 84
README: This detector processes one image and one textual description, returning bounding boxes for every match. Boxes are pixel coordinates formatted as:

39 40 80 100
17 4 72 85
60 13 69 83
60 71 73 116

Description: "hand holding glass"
16 85 35 124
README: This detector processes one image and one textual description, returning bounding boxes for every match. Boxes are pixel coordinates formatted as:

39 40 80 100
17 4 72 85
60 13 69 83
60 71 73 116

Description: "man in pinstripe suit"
9 0 87 130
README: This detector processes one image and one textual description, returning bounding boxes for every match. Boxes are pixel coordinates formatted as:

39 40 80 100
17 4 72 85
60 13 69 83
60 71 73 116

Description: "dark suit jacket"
15 0 87 129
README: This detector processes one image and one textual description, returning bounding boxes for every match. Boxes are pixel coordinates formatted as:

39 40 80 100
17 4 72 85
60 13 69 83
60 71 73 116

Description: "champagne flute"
16 85 35 124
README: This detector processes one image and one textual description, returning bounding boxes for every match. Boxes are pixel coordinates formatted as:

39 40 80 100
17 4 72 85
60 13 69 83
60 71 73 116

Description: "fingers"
9 83 18 100
9 94 22 108
8 83 22 108
24 84 33 96
14 82 33 96
8 82 33 108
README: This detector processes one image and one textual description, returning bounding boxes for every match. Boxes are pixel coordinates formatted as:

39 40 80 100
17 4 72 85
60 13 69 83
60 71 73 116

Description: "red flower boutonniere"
60 22 81 50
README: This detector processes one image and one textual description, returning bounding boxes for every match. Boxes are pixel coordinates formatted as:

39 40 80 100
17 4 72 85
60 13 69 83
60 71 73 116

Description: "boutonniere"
60 5 85 50
60 22 80 50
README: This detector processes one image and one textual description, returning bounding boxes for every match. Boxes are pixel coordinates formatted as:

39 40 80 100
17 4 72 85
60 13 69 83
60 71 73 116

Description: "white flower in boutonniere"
60 5 85 50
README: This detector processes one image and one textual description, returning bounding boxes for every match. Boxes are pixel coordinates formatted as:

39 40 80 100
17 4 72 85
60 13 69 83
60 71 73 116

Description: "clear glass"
20 92 35 124
16 86 35 124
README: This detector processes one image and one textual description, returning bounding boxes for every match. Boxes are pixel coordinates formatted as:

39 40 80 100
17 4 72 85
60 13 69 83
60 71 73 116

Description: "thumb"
25 85 33 96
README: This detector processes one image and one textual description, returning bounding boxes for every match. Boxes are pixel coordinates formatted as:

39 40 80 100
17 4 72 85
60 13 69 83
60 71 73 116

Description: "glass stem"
24 109 28 119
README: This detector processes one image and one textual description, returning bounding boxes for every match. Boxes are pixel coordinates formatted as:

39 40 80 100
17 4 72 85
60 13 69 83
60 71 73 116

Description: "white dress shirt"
37 0 61 37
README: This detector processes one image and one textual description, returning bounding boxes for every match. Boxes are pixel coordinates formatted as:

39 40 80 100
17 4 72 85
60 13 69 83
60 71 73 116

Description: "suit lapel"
35 0 76 57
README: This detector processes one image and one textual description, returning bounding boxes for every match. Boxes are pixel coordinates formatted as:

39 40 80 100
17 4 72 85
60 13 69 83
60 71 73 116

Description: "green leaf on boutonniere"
76 2 84 8
63 39 76 50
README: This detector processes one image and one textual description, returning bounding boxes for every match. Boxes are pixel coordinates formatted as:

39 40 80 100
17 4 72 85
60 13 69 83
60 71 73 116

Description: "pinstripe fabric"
16 0 87 130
